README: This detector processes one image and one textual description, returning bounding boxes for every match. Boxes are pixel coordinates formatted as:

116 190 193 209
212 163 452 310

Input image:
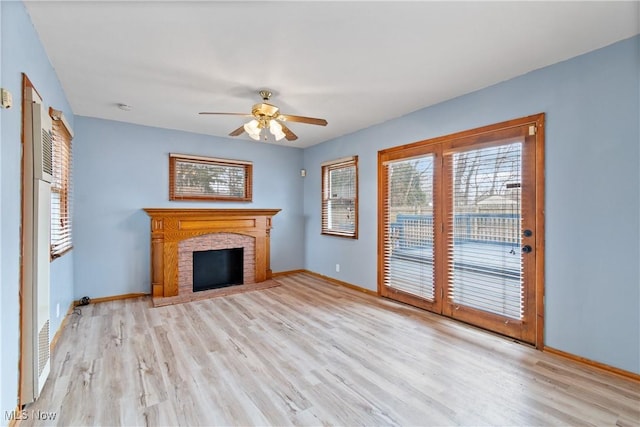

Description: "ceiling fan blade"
229 125 245 137
199 112 253 117
278 114 327 126
279 123 298 141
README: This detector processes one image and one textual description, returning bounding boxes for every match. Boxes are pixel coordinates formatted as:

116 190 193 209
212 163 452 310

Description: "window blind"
382 156 435 300
446 142 523 319
50 108 73 258
169 154 253 201
321 156 358 238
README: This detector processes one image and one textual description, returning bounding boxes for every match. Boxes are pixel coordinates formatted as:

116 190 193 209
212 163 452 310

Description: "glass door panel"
381 154 439 310
447 142 523 319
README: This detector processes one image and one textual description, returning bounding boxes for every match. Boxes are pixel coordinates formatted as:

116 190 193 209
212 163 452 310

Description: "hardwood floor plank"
21 273 640 426
131 333 168 408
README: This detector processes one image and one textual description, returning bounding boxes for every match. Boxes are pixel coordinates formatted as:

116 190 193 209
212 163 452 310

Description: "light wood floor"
24 272 639 426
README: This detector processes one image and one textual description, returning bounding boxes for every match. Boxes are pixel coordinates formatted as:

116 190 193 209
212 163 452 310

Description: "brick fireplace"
143 208 280 303
179 232 255 293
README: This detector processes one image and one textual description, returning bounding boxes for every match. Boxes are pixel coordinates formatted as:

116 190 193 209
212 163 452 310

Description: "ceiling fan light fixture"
200 89 326 142
269 119 286 141
244 119 261 140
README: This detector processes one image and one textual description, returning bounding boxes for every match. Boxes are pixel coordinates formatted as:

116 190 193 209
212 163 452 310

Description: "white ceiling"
24 1 639 148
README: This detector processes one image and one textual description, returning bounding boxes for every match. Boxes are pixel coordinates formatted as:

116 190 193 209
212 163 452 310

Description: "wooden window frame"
169 153 253 202
321 156 359 239
49 107 73 259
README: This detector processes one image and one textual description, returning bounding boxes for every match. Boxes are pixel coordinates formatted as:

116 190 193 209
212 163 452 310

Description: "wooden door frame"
378 113 545 349
19 73 40 407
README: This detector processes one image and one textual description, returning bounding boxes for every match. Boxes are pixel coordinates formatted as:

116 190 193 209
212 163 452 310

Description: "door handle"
522 245 533 254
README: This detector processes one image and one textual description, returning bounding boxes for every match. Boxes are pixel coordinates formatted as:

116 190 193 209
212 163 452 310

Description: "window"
49 108 73 258
321 156 358 238
169 154 252 202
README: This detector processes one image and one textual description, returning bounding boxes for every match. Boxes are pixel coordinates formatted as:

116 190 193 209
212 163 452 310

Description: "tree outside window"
169 154 252 202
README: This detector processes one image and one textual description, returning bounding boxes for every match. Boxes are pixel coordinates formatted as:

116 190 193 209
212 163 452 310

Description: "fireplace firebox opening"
193 247 244 292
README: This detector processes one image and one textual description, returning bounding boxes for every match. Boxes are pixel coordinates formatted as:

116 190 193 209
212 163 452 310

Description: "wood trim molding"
302 270 379 297
73 293 149 306
272 269 306 277
18 74 41 410
544 346 640 382
143 208 280 218
379 113 545 156
534 113 546 349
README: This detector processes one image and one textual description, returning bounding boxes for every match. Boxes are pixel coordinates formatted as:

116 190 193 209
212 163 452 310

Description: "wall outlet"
56 303 60 318
336 263 340 272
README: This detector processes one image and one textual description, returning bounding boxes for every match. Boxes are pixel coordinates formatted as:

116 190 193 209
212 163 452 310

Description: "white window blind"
50 108 73 258
447 142 523 319
169 154 253 201
321 156 358 238
382 156 435 300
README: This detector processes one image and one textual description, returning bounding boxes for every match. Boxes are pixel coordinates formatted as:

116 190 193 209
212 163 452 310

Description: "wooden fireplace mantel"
143 208 280 297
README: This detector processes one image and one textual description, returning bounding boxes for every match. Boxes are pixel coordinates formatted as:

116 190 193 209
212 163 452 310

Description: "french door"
378 115 544 345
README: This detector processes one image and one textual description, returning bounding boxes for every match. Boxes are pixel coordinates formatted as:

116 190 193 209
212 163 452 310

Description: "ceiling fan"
199 90 327 142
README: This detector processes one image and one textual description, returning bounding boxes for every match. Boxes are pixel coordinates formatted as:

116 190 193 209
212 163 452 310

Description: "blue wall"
73 117 304 299
303 36 640 374
1 2 638 417
0 1 75 420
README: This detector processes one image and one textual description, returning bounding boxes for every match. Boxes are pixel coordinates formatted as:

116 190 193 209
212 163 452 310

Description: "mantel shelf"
143 208 281 218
